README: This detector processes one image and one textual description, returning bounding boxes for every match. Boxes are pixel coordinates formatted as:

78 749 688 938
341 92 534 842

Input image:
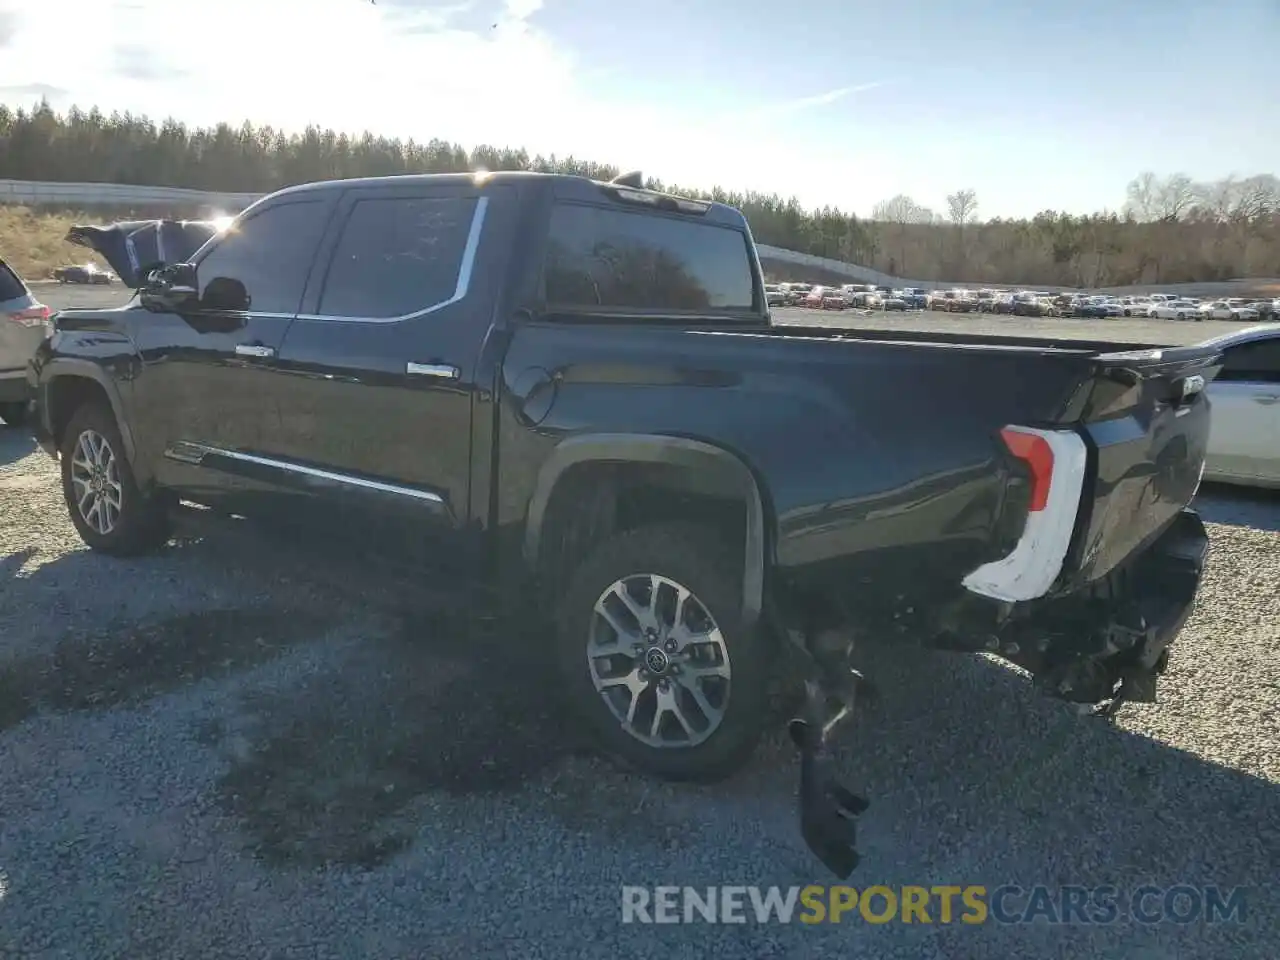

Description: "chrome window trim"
185 198 334 315
164 442 444 503
296 195 490 325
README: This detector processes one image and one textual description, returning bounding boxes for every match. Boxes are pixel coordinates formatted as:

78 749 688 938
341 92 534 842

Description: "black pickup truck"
29 172 1219 876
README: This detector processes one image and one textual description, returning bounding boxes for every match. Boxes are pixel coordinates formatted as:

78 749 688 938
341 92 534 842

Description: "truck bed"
767 307 1244 348
760 322 1176 357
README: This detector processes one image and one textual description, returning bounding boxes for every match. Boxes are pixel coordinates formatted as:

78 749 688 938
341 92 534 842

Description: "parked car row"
764 282 928 311
772 280 1278 324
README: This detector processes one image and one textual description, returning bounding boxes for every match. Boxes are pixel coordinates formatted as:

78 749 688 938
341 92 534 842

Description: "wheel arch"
41 362 138 466
524 434 770 625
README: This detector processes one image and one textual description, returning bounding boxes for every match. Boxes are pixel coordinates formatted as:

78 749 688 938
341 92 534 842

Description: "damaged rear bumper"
785 629 870 879
778 508 1208 878
940 508 1209 708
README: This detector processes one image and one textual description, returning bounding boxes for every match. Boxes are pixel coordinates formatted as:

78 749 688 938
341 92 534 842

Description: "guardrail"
753 245 921 288
0 178 261 211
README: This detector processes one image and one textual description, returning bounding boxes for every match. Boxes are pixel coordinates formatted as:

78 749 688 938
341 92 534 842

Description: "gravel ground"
2 302 1280 958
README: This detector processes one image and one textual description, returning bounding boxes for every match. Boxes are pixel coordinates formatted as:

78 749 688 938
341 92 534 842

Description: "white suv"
0 258 52 426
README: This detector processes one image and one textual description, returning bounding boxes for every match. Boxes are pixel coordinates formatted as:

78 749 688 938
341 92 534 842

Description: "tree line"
1 100 1277 286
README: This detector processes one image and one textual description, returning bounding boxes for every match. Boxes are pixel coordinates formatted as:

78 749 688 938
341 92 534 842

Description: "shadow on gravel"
211 605 597 868
743 641 1280 923
206 589 1280 939
0 606 334 733
1195 483 1280 533
6 480 1273 950
189 511 1280 919
0 427 36 467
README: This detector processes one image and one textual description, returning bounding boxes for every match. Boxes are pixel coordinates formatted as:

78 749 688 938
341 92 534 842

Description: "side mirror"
140 262 199 313
202 276 251 312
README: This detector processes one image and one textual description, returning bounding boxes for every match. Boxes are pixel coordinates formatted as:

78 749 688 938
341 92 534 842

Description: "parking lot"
2 288 1279 958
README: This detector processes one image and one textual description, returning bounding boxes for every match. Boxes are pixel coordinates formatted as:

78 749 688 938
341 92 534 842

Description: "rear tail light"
5 304 51 328
1000 426 1056 512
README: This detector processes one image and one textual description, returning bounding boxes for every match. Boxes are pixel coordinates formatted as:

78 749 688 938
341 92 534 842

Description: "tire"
555 522 772 783
59 400 171 556
0 401 28 427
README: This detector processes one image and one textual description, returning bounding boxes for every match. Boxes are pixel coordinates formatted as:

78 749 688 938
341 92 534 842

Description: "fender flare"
38 360 140 466
524 433 768 624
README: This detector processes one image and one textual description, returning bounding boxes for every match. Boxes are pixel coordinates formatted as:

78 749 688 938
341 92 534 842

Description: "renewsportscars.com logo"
621 885 1249 926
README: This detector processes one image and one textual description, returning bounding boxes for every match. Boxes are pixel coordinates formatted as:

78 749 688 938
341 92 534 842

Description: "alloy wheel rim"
586 573 732 748
69 429 123 535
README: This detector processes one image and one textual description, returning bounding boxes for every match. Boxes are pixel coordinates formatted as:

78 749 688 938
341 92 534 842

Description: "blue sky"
0 0 1275 218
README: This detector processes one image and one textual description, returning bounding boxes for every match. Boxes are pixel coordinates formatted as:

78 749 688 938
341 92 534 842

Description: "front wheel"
59 401 172 556
555 523 771 782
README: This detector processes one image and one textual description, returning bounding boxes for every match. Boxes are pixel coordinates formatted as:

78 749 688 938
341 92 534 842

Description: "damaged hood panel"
65 219 221 288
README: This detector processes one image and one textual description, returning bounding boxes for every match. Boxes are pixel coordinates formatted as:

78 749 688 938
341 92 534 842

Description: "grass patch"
0 205 111 280
0 203 207 281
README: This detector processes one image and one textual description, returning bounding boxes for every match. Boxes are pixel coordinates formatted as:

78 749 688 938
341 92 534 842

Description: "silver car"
1202 324 1280 489
0 258 51 427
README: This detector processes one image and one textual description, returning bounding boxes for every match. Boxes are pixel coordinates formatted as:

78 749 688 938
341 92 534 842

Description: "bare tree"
1195 175 1238 221
1231 174 1279 220
946 189 978 224
871 194 935 277
1153 174 1196 221
1123 172 1159 221
872 194 934 224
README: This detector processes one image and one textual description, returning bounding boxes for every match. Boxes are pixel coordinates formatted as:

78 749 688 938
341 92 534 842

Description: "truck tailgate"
1064 343 1223 588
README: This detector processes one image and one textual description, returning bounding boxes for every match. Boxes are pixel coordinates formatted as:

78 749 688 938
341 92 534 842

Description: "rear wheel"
555 523 771 782
59 401 172 556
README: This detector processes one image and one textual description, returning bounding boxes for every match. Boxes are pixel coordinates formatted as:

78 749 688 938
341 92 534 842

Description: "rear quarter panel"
497 322 1096 607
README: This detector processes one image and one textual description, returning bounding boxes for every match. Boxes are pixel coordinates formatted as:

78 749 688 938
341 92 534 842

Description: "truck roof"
269 171 751 230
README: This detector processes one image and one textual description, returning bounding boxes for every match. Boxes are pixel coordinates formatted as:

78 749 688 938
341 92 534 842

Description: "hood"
65 219 221 288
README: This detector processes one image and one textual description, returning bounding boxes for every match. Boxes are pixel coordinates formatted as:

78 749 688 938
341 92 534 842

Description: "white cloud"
0 0 580 148
0 0 891 209
745 81 887 120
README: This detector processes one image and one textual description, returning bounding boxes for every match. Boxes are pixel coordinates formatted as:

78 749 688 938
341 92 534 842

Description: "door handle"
1255 394 1280 405
235 343 275 359
407 362 460 380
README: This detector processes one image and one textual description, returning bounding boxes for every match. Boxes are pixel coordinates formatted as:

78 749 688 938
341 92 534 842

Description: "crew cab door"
1205 334 1280 484
267 181 512 570
134 195 337 503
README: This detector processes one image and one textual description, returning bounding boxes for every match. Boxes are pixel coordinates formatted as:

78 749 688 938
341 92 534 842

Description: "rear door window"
317 195 479 319
0 261 28 301
543 203 757 313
